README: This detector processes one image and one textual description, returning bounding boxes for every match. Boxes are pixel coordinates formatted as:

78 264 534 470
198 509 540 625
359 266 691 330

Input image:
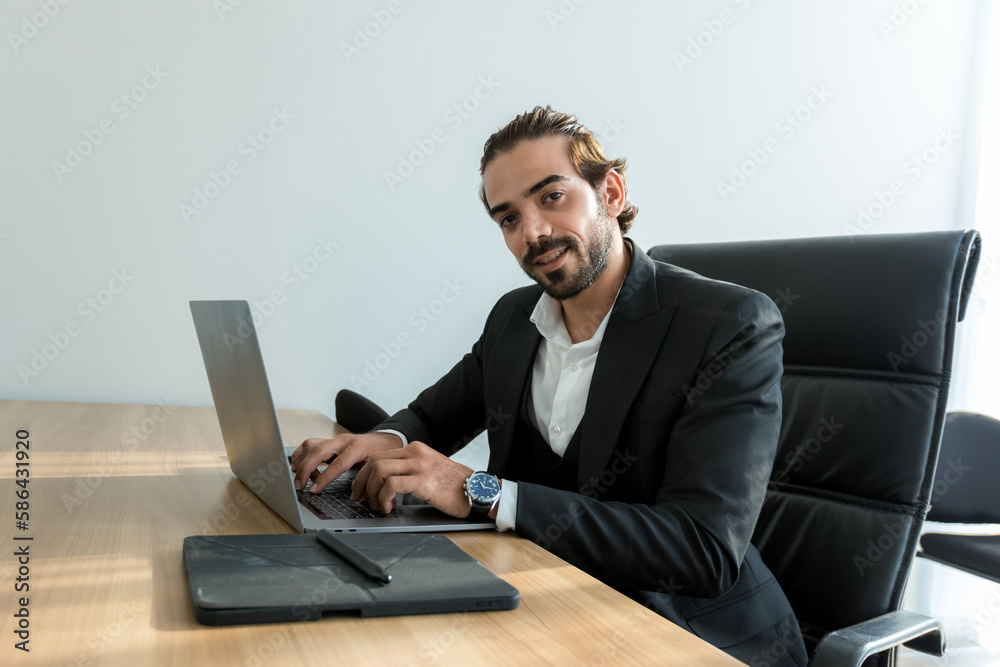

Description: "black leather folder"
183 533 520 626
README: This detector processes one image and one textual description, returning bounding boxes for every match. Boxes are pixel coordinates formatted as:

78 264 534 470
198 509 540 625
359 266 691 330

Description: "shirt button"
552 426 563 436
568 363 578 372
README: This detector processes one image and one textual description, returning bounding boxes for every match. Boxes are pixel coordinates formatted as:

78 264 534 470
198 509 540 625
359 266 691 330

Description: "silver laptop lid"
190 300 306 532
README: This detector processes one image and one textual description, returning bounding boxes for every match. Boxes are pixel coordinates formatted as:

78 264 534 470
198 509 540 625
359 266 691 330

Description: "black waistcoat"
505 380 583 493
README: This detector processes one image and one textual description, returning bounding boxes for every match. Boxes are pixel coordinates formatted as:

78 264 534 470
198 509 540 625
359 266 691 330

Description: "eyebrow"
488 174 569 218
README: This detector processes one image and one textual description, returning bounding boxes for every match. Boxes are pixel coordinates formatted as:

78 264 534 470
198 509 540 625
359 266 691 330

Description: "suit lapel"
577 244 677 487
486 300 542 475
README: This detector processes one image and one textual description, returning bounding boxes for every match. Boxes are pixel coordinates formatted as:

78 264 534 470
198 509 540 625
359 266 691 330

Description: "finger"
309 439 369 493
349 450 397 502
310 452 355 493
295 438 345 490
350 458 373 502
376 474 411 515
348 450 404 503
365 457 416 514
290 437 326 471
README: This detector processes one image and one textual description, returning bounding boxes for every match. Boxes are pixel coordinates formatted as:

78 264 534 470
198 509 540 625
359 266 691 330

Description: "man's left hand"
351 442 473 518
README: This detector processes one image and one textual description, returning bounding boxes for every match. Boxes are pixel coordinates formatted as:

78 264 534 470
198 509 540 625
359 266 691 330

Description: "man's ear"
601 169 626 219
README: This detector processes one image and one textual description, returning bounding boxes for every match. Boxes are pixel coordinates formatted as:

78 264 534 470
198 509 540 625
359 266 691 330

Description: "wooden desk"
0 400 741 666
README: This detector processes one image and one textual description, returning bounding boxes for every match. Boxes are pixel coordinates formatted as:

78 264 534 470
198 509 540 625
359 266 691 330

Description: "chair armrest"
335 389 390 433
809 610 946 667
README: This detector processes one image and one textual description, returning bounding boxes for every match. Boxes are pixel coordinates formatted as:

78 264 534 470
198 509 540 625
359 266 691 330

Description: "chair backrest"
648 230 981 657
927 411 1000 524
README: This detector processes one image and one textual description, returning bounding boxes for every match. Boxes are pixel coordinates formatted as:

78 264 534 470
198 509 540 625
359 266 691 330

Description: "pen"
316 530 392 584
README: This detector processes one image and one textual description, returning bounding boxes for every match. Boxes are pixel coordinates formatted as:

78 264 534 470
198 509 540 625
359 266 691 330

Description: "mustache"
523 237 579 265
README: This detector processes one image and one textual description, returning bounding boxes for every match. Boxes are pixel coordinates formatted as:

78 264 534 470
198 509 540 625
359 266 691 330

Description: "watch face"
468 473 500 503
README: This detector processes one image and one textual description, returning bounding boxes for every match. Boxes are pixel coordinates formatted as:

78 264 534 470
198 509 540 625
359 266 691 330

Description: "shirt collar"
529 282 621 349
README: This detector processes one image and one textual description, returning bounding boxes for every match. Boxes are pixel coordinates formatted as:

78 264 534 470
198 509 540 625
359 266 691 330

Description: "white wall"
1 0 991 419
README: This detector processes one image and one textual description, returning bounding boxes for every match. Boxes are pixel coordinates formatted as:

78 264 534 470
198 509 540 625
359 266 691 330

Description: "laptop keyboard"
298 480 404 520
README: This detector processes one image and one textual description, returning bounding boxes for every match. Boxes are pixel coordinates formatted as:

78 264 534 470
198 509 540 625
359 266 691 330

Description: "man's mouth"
535 247 566 265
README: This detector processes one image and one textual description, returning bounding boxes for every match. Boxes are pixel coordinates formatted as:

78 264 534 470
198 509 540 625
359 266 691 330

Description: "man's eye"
498 215 516 228
543 191 563 203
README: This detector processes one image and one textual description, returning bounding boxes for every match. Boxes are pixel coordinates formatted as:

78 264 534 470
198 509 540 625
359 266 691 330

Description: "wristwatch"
464 471 502 518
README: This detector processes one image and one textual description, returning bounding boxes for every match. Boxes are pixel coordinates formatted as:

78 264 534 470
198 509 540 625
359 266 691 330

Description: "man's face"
482 136 616 301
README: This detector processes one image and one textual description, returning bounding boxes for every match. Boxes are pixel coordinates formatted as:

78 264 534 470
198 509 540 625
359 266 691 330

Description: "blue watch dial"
469 474 500 502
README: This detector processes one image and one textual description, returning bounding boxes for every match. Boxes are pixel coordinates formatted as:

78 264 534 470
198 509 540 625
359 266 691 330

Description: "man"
292 106 807 666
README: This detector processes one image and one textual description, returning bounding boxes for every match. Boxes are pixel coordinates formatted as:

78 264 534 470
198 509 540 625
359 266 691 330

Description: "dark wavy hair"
479 106 638 234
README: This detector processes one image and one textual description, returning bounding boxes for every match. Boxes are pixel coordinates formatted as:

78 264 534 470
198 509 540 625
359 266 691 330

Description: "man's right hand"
290 432 403 493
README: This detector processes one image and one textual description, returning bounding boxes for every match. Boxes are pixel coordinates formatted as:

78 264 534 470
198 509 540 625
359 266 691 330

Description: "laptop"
189 300 495 533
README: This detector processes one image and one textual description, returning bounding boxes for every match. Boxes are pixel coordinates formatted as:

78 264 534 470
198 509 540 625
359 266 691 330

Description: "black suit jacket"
377 242 806 665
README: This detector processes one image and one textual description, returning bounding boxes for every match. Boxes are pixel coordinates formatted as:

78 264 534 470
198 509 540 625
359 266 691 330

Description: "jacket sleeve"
513 290 784 598
371 300 501 457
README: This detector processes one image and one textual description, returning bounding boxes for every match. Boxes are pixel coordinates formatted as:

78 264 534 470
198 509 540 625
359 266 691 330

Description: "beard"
519 205 615 301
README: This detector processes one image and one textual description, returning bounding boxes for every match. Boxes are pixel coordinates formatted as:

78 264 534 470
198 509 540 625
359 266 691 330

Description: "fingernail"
294 479 302 490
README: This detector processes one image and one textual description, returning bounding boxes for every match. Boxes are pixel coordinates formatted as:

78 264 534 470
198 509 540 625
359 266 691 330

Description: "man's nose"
521 211 551 245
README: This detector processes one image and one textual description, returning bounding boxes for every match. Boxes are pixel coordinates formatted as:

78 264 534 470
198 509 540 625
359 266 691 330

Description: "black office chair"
918 411 1000 584
649 230 981 667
